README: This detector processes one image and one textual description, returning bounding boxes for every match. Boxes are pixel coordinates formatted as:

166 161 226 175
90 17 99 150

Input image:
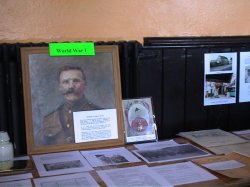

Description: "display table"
1 138 250 187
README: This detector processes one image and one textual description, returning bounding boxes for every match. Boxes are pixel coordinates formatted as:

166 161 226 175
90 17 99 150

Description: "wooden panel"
136 49 164 138
185 48 209 131
162 48 186 137
8 45 27 156
117 41 142 98
144 36 250 48
229 46 250 131
0 45 7 130
206 47 232 130
144 36 250 136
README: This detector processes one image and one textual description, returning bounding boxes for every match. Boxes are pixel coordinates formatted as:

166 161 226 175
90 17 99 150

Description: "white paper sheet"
0 173 33 183
73 109 118 143
178 129 247 148
0 179 32 187
192 152 250 178
133 139 179 150
133 144 210 164
204 52 237 106
80 147 141 167
233 129 250 140
239 52 250 102
32 151 93 177
97 165 173 187
152 161 217 186
33 172 99 187
202 160 245 171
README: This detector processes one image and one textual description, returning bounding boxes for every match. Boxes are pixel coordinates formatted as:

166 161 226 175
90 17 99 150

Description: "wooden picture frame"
21 45 124 154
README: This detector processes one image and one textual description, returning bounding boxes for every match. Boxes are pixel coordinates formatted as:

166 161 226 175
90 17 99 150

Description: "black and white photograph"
133 144 210 163
80 147 141 167
96 154 128 165
44 160 83 171
32 151 93 177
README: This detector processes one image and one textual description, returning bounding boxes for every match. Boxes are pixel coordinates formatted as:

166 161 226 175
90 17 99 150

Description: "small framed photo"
21 45 124 154
122 97 158 143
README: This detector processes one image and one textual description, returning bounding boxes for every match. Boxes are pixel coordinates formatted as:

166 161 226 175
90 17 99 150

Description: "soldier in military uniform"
130 107 148 132
36 66 100 146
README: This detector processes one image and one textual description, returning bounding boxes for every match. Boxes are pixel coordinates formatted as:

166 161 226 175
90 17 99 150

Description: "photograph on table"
122 97 157 144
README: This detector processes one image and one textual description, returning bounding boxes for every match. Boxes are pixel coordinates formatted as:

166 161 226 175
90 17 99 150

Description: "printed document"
32 151 93 177
151 161 217 186
178 129 247 148
202 160 245 171
33 172 99 187
233 129 250 140
0 173 33 183
73 109 118 143
193 152 250 178
208 142 250 156
80 147 141 167
0 179 32 187
97 165 173 187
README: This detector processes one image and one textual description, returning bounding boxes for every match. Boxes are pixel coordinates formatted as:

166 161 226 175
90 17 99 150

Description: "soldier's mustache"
62 89 76 95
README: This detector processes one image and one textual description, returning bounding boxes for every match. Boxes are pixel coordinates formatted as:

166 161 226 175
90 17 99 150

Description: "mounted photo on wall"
239 52 250 103
21 45 124 154
122 97 157 144
204 52 237 106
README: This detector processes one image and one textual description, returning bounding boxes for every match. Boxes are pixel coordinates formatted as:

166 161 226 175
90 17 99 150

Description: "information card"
73 109 118 143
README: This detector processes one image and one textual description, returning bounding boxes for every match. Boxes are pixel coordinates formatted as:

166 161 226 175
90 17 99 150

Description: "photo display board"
204 52 237 106
239 52 250 103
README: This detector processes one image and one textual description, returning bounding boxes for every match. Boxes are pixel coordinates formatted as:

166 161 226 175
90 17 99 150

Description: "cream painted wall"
1 0 250 43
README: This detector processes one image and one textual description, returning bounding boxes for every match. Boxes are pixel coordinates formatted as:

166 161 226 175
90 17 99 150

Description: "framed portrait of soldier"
21 45 124 154
122 97 158 144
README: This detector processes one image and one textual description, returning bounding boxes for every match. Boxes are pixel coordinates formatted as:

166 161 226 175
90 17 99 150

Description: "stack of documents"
178 129 250 156
232 129 250 140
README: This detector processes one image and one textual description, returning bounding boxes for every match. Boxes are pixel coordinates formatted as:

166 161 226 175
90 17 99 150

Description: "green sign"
49 42 95 56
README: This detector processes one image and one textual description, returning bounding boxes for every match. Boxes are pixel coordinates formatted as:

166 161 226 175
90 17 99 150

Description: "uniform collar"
64 95 89 111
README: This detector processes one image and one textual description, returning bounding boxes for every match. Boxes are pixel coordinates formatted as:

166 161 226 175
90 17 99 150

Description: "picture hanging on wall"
204 52 237 106
239 52 250 103
21 45 124 154
122 97 158 144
